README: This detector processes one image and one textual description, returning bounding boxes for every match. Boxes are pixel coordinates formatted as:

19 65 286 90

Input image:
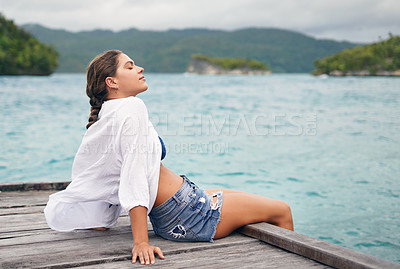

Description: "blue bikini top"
158 136 166 160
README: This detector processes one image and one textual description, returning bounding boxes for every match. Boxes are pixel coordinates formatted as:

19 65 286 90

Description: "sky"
1 0 399 43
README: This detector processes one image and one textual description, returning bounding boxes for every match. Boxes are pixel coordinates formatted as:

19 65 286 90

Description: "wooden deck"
0 182 398 269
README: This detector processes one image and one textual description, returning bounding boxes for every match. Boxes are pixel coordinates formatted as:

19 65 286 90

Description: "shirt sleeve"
118 98 153 212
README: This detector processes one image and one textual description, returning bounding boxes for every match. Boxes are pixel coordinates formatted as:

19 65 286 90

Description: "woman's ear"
105 77 118 90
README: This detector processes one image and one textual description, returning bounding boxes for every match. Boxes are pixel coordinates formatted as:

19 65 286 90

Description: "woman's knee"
274 201 294 230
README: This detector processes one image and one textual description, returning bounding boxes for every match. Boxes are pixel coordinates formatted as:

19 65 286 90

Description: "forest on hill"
313 35 400 76
22 24 358 73
191 54 270 71
0 14 58 75
187 54 271 75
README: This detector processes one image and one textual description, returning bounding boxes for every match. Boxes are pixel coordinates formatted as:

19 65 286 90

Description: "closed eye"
124 60 135 69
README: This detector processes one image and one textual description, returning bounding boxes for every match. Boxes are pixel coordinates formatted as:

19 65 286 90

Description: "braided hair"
86 50 122 129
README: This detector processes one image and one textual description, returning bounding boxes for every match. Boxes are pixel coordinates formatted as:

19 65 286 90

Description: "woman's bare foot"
90 227 108 231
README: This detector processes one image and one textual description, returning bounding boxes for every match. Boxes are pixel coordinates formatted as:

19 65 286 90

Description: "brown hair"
86 49 122 129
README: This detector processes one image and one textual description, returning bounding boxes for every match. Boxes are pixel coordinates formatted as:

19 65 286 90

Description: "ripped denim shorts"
149 175 223 242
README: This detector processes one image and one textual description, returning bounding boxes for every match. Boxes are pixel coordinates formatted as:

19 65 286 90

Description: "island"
0 13 58 75
312 35 400 76
187 54 271 75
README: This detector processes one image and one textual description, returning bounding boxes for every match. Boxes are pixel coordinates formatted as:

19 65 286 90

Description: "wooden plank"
0 190 53 208
73 241 331 269
0 181 70 192
0 190 54 198
0 216 147 246
0 190 50 215
240 222 400 269
0 232 257 268
0 212 50 233
0 205 46 216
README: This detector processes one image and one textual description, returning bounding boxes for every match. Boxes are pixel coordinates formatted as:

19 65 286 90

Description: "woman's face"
111 53 148 97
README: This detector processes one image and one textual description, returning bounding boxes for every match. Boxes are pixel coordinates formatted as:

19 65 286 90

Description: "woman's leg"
206 189 294 239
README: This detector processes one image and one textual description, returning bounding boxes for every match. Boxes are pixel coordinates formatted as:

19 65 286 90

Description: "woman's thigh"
206 189 292 239
206 188 244 195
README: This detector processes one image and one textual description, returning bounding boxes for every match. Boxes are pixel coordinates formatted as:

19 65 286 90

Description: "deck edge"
0 181 70 192
239 222 400 269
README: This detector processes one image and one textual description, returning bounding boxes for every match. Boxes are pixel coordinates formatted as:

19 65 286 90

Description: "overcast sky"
1 0 399 43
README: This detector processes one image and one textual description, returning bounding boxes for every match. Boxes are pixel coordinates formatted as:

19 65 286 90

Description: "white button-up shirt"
44 96 161 231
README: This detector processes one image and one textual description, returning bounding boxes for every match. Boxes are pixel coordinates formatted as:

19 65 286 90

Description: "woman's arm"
130 206 164 265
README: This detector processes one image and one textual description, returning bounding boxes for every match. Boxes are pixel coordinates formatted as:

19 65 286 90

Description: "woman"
44 50 293 266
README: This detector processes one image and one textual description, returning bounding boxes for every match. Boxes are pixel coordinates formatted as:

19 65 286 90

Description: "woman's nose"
137 66 144 73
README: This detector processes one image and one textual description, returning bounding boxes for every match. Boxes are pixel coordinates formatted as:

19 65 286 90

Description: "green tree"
0 13 58 75
313 35 400 75
192 54 270 71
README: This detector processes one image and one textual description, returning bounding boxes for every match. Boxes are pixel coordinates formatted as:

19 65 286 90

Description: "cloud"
1 0 399 42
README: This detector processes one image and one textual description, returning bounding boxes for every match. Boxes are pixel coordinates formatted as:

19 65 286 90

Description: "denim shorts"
149 175 223 242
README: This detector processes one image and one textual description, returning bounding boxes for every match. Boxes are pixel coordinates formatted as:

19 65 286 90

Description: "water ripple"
217 172 257 177
306 191 327 198
286 177 305 182
354 241 399 248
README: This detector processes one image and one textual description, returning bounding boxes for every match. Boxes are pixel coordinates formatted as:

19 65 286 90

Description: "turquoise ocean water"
0 73 399 263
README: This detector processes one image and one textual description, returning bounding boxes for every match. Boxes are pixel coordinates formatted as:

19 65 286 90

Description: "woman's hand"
132 242 164 265
129 206 164 264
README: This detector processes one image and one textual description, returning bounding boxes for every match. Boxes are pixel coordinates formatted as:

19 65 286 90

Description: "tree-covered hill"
191 54 270 71
0 14 58 75
313 35 400 76
22 24 359 73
